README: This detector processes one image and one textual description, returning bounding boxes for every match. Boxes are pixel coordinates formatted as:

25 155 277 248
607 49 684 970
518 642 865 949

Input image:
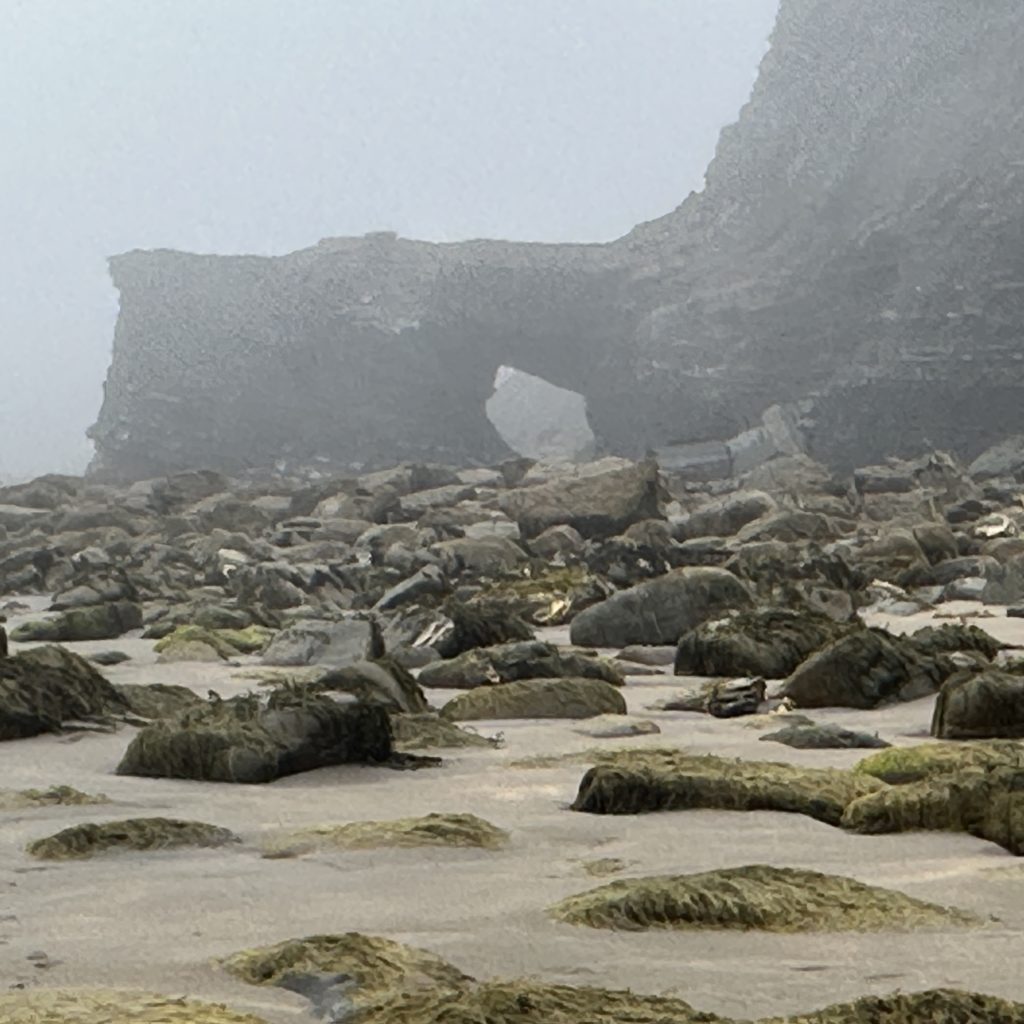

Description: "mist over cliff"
0 1 776 483
89 0 1024 480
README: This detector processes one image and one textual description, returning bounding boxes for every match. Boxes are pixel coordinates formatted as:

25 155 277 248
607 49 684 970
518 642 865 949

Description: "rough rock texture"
931 669 1024 739
441 677 627 722
89 3 1024 479
27 817 239 860
549 864 975 932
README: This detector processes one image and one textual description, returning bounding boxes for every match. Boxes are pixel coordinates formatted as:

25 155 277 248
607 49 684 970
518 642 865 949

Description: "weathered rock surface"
441 677 627 722
89 4 1024 479
569 567 751 648
931 669 1024 739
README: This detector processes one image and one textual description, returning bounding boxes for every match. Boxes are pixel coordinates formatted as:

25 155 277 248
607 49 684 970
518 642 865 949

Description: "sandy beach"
2 599 1022 1022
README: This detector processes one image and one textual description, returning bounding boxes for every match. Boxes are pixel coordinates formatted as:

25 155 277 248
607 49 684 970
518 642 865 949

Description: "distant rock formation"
89 0 1024 480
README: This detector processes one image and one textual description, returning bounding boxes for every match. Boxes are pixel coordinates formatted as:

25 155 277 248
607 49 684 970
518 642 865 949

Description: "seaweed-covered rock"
571 751 883 825
549 864 975 932
909 623 1005 660
432 599 535 658
765 989 1024 1024
222 932 473 1017
117 690 393 783
114 682 203 719
759 723 890 750
263 813 508 857
311 658 428 713
389 713 499 750
418 641 622 690
569 567 752 648
0 785 108 810
781 629 955 709
931 668 1024 739
9 601 142 642
0 644 128 740
854 741 1024 784
0 989 270 1024
27 816 239 859
675 609 852 679
442 677 626 722
498 458 664 540
261 616 377 668
841 766 1024 855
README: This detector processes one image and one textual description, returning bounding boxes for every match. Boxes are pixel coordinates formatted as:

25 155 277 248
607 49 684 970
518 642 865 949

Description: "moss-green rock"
27 816 239 859
549 864 977 932
263 812 508 857
931 669 1024 739
0 989 270 1024
853 741 1024 784
840 766 1024 855
0 785 108 810
442 677 627 721
116 689 393 784
762 989 1024 1024
571 751 884 825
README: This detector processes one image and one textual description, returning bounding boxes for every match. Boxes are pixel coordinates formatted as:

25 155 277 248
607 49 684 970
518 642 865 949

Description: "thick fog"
1 0 777 483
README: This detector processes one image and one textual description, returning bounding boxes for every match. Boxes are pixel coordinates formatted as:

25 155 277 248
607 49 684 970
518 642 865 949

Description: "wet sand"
1 600 1022 1021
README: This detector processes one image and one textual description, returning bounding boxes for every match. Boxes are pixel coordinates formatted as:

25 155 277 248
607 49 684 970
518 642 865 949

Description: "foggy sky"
0 0 778 483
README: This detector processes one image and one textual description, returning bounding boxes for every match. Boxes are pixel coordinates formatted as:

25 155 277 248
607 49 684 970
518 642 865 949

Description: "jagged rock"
569 567 752 648
309 658 428 714
27 817 239 859
441 677 626 721
116 690 393 783
781 629 955 709
417 641 622 690
760 723 890 750
675 608 851 679
705 677 767 719
499 459 664 540
263 813 508 857
0 645 128 740
571 751 883 825
671 490 777 540
735 510 837 544
374 565 447 611
931 668 1024 739
970 436 1024 481
261 616 377 668
549 864 975 932
9 601 142 643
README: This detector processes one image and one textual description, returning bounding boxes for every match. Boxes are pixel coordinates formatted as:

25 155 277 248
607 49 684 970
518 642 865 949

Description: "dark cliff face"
90 0 1024 479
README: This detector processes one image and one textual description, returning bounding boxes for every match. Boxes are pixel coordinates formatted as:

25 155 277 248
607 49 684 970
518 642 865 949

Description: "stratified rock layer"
90 2 1024 479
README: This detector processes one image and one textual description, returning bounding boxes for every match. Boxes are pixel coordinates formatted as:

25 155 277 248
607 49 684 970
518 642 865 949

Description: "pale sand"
1 601 1022 1021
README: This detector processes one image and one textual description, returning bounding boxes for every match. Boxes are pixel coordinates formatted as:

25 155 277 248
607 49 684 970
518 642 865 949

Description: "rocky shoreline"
2 444 1023 1022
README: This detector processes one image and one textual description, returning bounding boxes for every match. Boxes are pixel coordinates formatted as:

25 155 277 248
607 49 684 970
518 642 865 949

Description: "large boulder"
430 536 527 576
569 567 752 648
262 616 379 668
498 458 664 540
441 677 626 721
931 669 1024 739
0 644 128 740
675 608 851 679
417 641 622 690
311 659 428 714
780 629 955 709
969 435 1024 481
117 690 393 783
9 601 142 643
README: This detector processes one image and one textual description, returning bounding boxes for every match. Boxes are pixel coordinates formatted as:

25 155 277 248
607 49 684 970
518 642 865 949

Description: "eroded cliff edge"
90 0 1024 480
